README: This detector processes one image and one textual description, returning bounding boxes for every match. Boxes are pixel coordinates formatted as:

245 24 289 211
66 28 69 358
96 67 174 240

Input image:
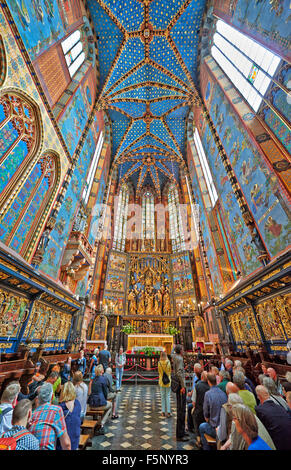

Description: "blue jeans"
115 366 124 390
160 386 171 414
199 422 216 450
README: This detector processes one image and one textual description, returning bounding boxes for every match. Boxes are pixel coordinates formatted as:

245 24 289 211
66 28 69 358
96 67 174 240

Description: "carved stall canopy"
217 251 291 355
0 245 81 352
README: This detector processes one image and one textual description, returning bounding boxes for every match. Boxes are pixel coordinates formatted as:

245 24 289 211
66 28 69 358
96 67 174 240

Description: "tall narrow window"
142 190 155 251
185 175 200 245
113 184 129 252
168 184 185 253
211 19 281 112
82 131 104 204
61 30 85 78
193 128 218 207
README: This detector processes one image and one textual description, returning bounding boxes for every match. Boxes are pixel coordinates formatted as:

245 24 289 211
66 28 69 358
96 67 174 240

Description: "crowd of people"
1 344 291 451
167 347 291 450
0 345 126 450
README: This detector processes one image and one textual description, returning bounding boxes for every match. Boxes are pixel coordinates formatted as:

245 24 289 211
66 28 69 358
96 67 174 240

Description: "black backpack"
159 361 170 386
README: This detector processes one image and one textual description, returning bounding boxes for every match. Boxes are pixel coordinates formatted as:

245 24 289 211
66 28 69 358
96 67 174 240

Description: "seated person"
0 382 21 434
0 399 39 450
232 403 272 450
56 382 81 451
233 371 256 414
88 365 112 435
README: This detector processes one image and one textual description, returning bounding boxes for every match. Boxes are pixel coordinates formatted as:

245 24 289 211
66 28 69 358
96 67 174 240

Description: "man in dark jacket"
255 385 291 450
171 345 188 441
192 371 210 441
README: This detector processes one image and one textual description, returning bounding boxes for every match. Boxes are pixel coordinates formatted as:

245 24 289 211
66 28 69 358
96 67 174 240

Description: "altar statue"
163 287 171 316
145 288 154 315
128 289 137 315
154 289 162 316
137 289 145 315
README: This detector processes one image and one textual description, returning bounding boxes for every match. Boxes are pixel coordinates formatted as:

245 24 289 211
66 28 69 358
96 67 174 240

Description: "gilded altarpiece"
0 289 30 350
228 307 261 345
23 300 72 350
102 251 128 317
228 294 291 353
255 294 291 353
126 253 172 317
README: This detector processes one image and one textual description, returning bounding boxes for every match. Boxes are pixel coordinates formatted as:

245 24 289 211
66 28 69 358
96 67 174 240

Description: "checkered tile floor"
89 385 198 450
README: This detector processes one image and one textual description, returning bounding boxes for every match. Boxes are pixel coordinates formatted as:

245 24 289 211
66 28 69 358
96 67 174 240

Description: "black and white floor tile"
89 385 198 451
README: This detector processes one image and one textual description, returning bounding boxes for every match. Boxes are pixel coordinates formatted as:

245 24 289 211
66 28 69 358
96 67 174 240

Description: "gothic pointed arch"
0 89 43 218
0 35 7 87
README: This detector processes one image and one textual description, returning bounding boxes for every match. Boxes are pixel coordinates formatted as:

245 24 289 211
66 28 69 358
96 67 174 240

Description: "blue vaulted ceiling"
87 0 206 197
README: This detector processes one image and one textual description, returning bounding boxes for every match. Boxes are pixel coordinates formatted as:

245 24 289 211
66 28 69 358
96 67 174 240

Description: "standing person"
115 347 126 392
88 364 112 435
198 373 227 450
60 356 72 385
76 350 86 376
158 351 171 418
171 345 188 441
73 371 88 423
104 367 118 419
225 359 234 381
0 382 20 434
187 363 202 433
0 399 39 450
56 382 81 451
29 383 71 450
192 371 210 447
89 348 99 378
99 344 111 372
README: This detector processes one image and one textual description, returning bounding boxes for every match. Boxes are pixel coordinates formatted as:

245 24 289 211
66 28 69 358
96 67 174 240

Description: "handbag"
171 374 180 393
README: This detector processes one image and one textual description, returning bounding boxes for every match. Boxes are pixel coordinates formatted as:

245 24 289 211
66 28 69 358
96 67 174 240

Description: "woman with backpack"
158 351 172 418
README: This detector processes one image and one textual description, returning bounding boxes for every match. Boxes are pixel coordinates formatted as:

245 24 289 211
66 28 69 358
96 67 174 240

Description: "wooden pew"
205 433 217 449
78 434 91 450
81 419 98 437
0 358 35 396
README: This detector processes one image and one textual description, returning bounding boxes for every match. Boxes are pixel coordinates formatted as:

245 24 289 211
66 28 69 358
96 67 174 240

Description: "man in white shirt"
0 381 20 434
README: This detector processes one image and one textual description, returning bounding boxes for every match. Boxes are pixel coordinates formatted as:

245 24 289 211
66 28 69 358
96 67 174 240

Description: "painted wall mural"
39 129 95 279
58 87 89 156
198 114 261 275
262 65 291 154
202 66 291 260
5 0 67 61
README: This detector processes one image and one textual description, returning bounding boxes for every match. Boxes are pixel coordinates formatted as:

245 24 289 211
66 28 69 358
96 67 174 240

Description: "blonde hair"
60 381 76 402
160 351 168 361
95 364 104 377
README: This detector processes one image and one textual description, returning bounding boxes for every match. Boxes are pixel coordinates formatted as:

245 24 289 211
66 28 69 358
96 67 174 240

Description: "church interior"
0 0 290 452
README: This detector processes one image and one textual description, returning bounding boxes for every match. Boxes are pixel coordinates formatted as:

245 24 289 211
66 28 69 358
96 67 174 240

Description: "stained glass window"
168 184 185 253
141 190 155 250
113 183 129 252
193 128 218 207
82 131 104 204
211 19 281 112
61 30 85 78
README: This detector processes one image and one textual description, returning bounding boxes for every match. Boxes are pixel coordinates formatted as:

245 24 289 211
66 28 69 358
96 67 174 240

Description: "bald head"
226 382 239 395
267 368 277 380
256 385 270 404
